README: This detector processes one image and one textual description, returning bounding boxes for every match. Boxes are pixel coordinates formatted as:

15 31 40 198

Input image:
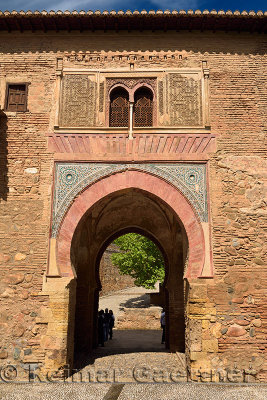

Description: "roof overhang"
0 10 266 33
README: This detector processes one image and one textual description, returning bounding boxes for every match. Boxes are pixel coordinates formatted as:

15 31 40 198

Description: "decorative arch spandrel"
48 165 213 280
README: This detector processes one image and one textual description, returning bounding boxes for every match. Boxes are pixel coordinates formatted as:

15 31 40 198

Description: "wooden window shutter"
6 84 27 112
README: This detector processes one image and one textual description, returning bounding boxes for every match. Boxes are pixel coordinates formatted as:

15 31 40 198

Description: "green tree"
111 233 165 289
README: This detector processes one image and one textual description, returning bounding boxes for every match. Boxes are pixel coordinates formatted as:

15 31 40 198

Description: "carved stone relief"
60 74 96 127
106 77 157 94
167 73 202 126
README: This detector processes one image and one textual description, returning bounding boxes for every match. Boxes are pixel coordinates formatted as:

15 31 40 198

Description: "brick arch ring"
55 170 206 280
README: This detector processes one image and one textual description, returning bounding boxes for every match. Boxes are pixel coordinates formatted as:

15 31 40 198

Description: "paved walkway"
74 330 185 383
1 330 266 399
1 382 266 400
99 284 160 323
84 329 166 353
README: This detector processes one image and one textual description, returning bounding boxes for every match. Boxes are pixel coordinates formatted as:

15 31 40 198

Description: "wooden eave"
0 10 266 33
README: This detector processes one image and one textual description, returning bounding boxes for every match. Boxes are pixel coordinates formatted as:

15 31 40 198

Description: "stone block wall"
187 278 266 382
116 307 161 330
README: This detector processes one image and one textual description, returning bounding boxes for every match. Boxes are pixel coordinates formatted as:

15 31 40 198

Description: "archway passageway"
52 170 207 371
70 187 187 358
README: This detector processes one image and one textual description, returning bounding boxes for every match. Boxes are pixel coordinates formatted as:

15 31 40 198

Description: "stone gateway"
0 10 266 382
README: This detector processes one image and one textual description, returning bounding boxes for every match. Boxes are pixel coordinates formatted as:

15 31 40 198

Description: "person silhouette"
103 308 110 341
109 309 115 339
160 308 165 344
98 310 105 347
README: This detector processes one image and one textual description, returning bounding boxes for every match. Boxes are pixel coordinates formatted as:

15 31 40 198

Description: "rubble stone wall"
99 244 135 296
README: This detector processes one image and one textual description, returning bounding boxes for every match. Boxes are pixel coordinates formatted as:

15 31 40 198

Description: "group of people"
98 308 115 347
98 307 165 346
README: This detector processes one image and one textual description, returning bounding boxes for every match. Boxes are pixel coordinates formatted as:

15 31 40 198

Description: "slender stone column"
202 61 210 128
129 102 134 139
54 69 62 128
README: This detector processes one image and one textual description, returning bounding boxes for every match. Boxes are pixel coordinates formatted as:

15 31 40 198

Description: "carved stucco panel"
60 74 97 127
106 77 157 94
167 73 202 126
158 80 164 116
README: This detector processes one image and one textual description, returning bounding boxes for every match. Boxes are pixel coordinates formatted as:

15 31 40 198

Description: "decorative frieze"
51 163 208 237
63 51 186 65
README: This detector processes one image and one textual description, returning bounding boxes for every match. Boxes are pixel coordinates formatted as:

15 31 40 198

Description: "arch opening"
54 170 207 370
109 86 129 127
134 86 153 127
70 187 188 362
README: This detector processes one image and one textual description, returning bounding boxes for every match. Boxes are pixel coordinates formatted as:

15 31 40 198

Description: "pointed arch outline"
53 170 207 280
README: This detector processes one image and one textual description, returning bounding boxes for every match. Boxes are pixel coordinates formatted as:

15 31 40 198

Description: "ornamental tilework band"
51 163 208 237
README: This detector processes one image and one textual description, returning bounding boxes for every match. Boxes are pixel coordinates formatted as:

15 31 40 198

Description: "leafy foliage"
111 233 165 289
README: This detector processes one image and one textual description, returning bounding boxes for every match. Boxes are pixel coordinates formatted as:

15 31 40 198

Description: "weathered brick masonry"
0 10 266 382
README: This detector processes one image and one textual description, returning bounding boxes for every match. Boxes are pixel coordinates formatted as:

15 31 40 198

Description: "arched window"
134 87 153 127
109 87 129 127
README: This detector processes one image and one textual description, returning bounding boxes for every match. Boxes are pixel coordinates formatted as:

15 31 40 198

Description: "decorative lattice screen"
134 88 153 127
109 89 129 127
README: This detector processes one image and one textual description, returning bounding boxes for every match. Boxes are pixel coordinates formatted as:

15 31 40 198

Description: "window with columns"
109 85 154 128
